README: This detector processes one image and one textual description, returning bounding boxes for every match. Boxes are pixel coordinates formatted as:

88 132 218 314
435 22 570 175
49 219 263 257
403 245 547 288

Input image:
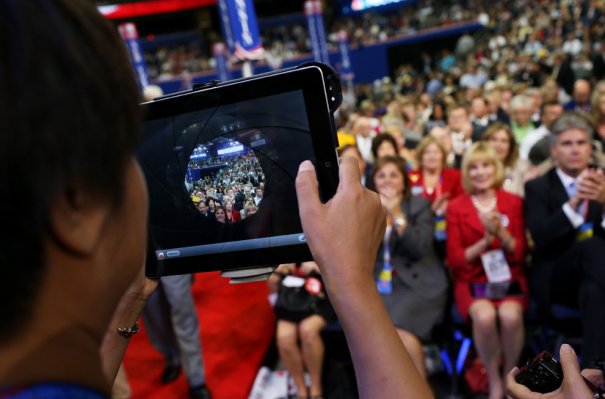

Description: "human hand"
300 261 320 275
462 122 473 139
296 157 386 295
506 344 594 399
480 211 501 235
431 193 450 215
379 192 403 221
267 269 284 293
577 168 605 205
581 368 605 395
275 263 295 275
269 264 297 292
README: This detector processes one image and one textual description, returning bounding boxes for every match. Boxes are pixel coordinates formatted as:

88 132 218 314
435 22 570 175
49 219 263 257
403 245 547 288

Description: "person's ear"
48 188 111 256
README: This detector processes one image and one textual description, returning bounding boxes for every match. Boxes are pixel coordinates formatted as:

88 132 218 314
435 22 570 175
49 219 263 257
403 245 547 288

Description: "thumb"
559 344 583 382
296 160 323 221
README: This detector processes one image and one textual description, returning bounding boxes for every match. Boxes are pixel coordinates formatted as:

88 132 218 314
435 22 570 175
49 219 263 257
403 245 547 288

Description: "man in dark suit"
233 184 246 211
470 96 491 141
563 79 592 112
525 112 605 368
485 89 510 125
592 44 605 81
197 201 211 219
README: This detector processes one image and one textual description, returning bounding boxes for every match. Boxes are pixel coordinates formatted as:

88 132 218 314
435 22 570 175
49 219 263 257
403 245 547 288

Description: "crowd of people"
238 2 605 398
187 150 266 222
144 0 479 81
320 2 605 397
147 0 605 397
5 2 605 399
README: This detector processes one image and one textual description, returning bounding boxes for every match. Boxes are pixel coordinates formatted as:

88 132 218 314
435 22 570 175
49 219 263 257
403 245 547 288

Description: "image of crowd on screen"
187 146 265 223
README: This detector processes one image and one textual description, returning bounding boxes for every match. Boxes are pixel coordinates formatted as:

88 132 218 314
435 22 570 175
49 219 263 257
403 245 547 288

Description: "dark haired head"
540 99 562 116
371 134 398 160
372 156 411 199
215 206 227 223
429 100 448 122
0 1 141 341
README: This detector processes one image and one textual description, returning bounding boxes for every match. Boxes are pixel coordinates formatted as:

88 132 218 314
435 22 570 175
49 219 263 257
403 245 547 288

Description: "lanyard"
377 225 394 296
382 225 392 266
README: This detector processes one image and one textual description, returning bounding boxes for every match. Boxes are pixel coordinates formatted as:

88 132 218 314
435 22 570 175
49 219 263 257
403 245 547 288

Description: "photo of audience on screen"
186 138 266 224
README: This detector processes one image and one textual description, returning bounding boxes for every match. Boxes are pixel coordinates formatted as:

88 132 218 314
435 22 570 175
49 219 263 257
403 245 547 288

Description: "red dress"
446 190 528 320
408 168 464 203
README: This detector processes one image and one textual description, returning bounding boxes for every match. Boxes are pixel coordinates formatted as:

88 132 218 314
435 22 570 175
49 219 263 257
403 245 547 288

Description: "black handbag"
274 274 324 322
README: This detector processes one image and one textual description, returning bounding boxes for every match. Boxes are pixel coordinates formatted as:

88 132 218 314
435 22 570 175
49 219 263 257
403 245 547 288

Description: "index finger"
580 172 599 183
338 155 362 188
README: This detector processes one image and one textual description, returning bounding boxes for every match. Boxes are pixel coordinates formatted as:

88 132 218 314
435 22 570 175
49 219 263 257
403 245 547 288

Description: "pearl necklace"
471 195 496 214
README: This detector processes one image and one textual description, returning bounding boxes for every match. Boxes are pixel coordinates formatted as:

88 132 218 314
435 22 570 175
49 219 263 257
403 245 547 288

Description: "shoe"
161 364 181 384
189 384 211 399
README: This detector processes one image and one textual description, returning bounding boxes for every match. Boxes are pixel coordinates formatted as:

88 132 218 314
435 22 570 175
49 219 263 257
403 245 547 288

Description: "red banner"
98 0 216 19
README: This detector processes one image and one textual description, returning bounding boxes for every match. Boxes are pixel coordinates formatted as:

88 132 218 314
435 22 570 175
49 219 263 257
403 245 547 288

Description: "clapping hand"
480 210 502 236
300 261 320 275
379 188 403 223
432 193 450 215
577 168 605 205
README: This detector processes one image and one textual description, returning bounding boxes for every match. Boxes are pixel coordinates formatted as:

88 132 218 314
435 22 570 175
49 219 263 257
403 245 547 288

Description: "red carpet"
124 272 275 399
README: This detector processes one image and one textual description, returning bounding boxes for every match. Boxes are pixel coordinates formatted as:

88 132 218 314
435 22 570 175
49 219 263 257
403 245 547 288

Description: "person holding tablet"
0 2 433 399
0 1 156 397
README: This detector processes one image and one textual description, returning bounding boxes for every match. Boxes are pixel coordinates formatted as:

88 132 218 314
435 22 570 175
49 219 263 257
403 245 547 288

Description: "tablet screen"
139 67 339 276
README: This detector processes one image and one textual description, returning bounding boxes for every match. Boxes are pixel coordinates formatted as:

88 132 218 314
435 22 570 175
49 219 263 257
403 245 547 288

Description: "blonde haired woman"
446 143 528 399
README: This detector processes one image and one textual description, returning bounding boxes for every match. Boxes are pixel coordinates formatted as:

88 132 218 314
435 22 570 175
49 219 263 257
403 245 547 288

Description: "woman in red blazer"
409 136 464 249
224 199 241 223
446 142 528 399
408 136 464 214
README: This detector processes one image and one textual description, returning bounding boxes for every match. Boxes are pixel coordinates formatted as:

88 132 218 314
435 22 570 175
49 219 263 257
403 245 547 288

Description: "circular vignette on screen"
185 136 265 224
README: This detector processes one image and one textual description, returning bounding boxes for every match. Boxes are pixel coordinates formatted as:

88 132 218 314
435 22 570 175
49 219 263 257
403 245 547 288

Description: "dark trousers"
549 236 605 367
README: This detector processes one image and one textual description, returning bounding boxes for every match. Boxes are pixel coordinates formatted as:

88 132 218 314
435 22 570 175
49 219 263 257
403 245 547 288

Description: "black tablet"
139 63 341 277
